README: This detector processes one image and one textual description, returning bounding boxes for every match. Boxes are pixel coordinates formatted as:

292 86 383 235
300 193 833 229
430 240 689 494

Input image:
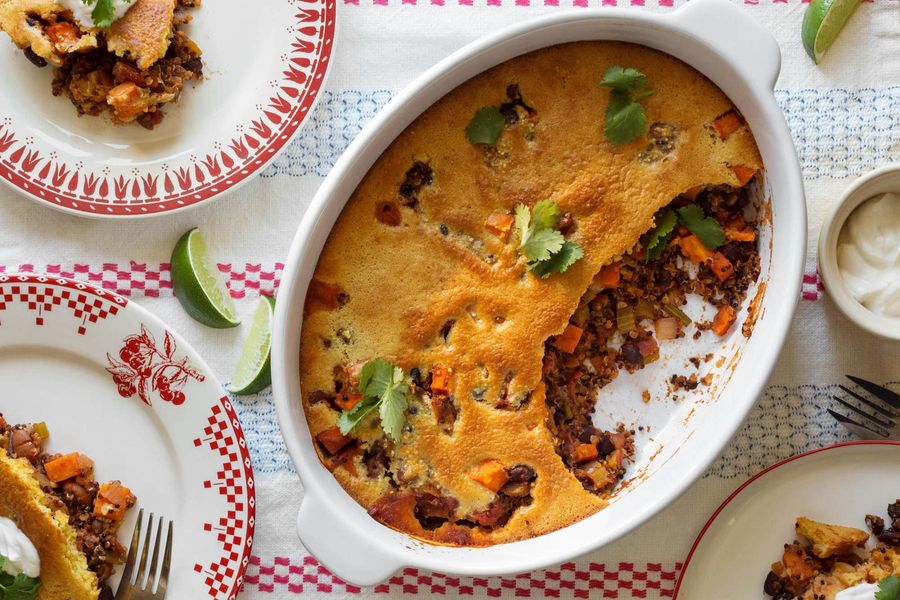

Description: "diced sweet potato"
677 234 713 263
594 263 621 289
316 426 353 455
485 212 515 241
713 111 744 140
781 542 817 585
334 389 362 411
44 453 94 483
796 517 869 558
725 228 757 242
711 305 736 336
573 443 598 463
731 165 757 187
430 367 451 395
553 324 584 354
710 252 734 281
468 459 508 493
93 482 135 521
306 280 345 312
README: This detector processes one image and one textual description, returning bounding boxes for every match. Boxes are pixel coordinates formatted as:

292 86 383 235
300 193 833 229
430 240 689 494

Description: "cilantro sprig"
877 575 900 600
81 0 131 29
643 204 726 260
337 359 409 442
466 107 506 146
515 200 584 278
600 66 654 146
0 557 41 600
676 204 725 250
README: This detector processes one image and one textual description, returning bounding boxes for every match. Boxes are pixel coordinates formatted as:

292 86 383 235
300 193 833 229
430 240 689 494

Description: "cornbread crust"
0 0 97 66
0 450 99 600
106 0 176 70
300 41 764 545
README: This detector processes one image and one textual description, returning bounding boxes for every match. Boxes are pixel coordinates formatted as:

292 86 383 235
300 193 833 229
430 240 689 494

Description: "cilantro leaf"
0 557 41 600
676 204 725 249
644 210 677 260
521 227 565 262
515 203 532 247
466 107 506 146
600 66 648 93
337 395 379 435
515 201 584 277
378 366 409 442
600 66 654 146
529 241 584 278
339 359 409 441
81 0 128 29
877 575 900 600
531 200 561 230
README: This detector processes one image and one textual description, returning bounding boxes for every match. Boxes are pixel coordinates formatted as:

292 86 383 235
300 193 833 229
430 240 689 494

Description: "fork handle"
296 494 402 586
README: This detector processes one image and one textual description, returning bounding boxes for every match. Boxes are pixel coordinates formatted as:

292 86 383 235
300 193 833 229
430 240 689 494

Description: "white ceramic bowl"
272 0 806 585
818 164 900 341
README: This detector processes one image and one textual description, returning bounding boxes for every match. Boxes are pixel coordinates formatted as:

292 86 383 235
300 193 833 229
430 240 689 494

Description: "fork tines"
116 509 173 600
828 376 900 440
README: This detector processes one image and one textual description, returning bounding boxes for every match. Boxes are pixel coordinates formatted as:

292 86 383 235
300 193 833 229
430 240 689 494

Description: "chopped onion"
655 317 680 340
635 336 660 363
663 303 692 326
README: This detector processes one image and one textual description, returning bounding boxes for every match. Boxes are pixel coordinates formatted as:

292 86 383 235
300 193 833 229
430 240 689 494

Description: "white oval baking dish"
272 0 806 585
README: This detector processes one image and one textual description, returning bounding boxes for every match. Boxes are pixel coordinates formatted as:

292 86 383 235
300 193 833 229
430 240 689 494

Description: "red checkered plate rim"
674 441 900 598
0 0 336 218
0 273 255 599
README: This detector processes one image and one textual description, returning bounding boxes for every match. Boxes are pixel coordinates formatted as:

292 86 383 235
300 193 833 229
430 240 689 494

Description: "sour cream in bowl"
819 164 900 341
0 516 40 579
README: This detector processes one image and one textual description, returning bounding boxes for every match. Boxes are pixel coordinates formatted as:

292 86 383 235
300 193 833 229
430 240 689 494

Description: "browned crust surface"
299 41 763 545
0 0 98 66
0 450 99 600
106 0 176 70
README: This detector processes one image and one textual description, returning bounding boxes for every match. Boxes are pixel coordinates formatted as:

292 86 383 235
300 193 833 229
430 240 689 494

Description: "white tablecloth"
1 0 899 597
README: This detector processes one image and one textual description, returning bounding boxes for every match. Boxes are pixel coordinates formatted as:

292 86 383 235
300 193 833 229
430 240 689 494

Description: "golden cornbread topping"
299 41 764 546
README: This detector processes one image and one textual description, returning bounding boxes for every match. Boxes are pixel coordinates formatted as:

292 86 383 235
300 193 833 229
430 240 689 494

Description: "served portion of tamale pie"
300 41 764 546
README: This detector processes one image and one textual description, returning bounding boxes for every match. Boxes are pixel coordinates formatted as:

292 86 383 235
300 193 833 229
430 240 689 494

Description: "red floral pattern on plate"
106 324 205 405
0 0 336 217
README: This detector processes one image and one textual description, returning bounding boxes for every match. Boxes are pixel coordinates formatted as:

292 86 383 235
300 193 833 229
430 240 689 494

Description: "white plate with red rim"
0 273 255 599
0 0 336 218
674 441 900 599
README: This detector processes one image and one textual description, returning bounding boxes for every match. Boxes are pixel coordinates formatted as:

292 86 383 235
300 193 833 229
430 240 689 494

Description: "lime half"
171 228 240 328
226 295 275 395
802 0 861 64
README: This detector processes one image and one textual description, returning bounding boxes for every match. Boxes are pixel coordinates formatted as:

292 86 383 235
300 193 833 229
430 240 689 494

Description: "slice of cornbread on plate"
0 0 98 66
106 0 176 69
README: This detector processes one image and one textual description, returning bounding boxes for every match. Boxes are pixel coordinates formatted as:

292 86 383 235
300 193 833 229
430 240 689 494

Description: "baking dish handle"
297 494 403 586
674 0 782 91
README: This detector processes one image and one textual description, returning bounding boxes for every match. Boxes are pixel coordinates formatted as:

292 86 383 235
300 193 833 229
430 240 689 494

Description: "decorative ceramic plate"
0 273 255 599
675 442 900 599
0 0 336 218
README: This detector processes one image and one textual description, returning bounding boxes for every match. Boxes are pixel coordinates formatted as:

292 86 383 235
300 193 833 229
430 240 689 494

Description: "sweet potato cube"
713 111 744 140
553 324 584 354
430 367 451 395
678 234 713 263
594 263 622 289
316 426 353 455
782 542 817 585
573 443 598 464
796 517 869 558
730 165 757 187
93 482 135 521
711 305 736 336
334 389 362 411
710 252 734 282
468 459 508 493
485 212 515 241
44 453 94 483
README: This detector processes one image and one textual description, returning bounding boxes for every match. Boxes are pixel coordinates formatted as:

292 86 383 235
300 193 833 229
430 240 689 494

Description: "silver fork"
115 509 173 600
828 375 900 440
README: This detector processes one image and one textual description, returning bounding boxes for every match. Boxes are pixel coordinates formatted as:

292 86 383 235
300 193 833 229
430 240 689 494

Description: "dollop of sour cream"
836 192 900 319
0 517 40 579
57 0 133 29
835 582 880 600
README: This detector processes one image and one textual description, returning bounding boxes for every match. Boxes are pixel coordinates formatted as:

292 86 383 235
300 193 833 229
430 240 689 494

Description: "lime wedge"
226 295 275 395
802 0 861 64
170 228 240 329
